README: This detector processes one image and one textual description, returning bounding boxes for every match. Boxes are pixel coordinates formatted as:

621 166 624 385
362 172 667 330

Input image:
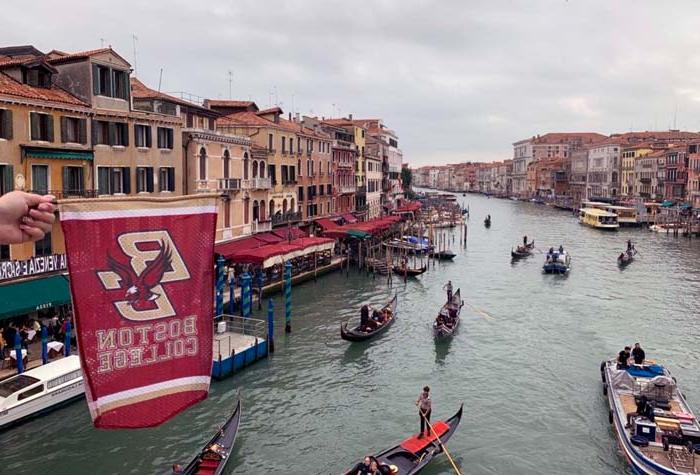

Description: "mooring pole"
267 298 275 353
284 262 292 333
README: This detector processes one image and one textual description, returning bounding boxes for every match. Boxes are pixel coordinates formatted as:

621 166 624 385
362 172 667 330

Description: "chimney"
349 113 353 120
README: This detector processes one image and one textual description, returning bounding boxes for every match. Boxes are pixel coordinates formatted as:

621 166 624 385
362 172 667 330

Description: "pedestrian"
415 386 432 439
443 280 453 302
632 343 646 365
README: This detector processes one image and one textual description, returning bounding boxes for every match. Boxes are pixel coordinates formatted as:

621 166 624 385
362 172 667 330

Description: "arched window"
252 160 258 178
243 152 249 180
252 200 259 222
259 200 266 220
269 200 275 217
222 150 230 179
290 198 295 213
282 199 288 213
259 162 265 178
199 147 207 180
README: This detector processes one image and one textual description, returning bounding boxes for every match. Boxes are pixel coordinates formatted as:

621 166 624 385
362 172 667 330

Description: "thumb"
21 192 56 207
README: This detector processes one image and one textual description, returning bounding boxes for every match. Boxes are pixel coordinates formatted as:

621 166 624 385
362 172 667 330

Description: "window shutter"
78 119 87 144
108 122 116 146
1 110 12 139
30 112 39 140
146 126 152 148
122 167 131 194
186 114 193 128
3 165 14 192
167 128 173 148
62 166 70 194
208 117 215 130
106 68 113 97
60 116 68 143
91 120 99 145
146 167 154 192
46 115 54 142
107 168 115 194
122 123 129 146
92 64 100 95
78 167 85 193
167 168 175 191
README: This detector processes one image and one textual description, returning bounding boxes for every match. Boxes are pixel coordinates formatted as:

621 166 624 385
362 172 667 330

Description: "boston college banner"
59 196 217 428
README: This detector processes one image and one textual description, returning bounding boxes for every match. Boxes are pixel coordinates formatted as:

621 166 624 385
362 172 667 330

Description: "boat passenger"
632 343 645 365
523 235 528 245
619 252 626 261
360 305 370 330
558 245 564 253
617 346 631 369
369 459 392 475
171 463 184 475
627 239 633 251
416 386 432 439
626 395 655 427
372 309 384 324
350 456 373 475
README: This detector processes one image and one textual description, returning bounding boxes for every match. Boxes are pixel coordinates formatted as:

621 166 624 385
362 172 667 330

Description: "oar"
463 300 494 320
419 409 462 475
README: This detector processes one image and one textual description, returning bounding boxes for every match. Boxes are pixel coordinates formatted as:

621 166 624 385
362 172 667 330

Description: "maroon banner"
59 196 217 428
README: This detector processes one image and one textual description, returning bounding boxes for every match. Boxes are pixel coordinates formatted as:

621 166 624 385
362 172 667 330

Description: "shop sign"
0 254 67 282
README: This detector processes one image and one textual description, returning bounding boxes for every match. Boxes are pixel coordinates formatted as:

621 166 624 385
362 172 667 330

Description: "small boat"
385 236 433 254
617 248 637 267
341 295 397 342
429 250 456 261
484 217 491 228
0 355 84 430
462 193 466 196
176 394 241 475
600 357 700 475
393 264 428 277
511 246 532 259
433 289 463 338
342 405 464 475
543 248 571 274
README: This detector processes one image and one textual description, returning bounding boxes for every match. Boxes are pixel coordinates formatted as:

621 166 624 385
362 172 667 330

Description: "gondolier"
443 281 453 302
416 386 432 439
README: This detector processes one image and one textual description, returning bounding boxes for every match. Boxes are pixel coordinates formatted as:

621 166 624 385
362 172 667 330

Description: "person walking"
416 386 432 439
443 281 453 302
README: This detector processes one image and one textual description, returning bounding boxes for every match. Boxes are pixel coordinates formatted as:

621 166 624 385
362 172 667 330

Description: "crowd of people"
0 313 74 361
359 304 393 332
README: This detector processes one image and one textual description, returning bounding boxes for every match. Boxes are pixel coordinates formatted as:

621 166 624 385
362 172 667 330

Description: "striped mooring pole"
241 272 252 318
228 273 236 314
267 298 275 353
215 255 225 316
64 321 72 356
41 326 48 365
284 261 292 333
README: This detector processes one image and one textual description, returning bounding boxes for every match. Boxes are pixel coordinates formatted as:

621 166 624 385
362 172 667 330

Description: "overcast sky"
4 1 700 166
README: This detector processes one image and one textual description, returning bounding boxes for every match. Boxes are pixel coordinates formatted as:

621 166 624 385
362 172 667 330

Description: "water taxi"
583 201 639 226
543 247 571 274
579 207 619 230
0 355 84 429
601 357 700 474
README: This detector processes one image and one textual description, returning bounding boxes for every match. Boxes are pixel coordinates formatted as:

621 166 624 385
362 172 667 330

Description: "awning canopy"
271 227 308 241
314 218 341 231
24 147 94 161
394 201 422 213
342 213 358 224
0 274 71 320
229 236 335 268
320 215 401 239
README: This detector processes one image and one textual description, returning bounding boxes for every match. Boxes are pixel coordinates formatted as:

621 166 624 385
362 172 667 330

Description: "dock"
212 314 268 379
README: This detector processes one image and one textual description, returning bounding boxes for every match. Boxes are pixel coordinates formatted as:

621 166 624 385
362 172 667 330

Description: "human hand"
0 191 57 244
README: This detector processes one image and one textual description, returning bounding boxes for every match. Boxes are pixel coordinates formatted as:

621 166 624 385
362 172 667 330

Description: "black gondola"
511 240 535 259
341 295 397 342
176 394 241 475
392 264 427 276
617 248 636 267
343 405 463 475
429 250 456 260
433 289 463 339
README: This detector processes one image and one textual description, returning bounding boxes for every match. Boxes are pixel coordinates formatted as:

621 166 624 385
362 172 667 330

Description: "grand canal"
3 192 700 474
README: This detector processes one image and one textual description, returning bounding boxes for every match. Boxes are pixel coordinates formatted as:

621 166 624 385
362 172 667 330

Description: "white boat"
543 248 571 274
0 355 84 430
601 357 700 474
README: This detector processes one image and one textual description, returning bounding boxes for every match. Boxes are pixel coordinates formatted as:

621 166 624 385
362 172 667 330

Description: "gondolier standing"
443 281 453 302
416 386 432 439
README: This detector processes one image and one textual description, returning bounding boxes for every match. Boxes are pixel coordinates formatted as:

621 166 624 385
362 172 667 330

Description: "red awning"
254 232 285 244
395 201 422 213
230 242 304 265
315 218 341 230
342 213 358 224
271 227 308 241
215 235 266 259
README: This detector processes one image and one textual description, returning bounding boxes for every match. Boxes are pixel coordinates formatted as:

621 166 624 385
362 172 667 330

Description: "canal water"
3 192 700 475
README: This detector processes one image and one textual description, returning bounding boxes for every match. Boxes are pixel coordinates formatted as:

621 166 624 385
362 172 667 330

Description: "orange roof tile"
130 77 212 113
205 99 255 108
0 71 87 107
532 132 607 145
47 47 130 66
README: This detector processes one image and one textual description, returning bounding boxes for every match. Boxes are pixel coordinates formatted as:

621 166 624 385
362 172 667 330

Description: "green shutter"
146 126 152 148
91 120 98 145
105 67 113 98
92 64 100 95
1 110 12 139
3 165 14 192
60 116 67 143
146 167 154 192
30 112 39 140
122 167 131 194
78 167 85 193
108 122 116 146
167 168 175 192
78 119 87 144
46 115 54 142
62 166 70 194
122 123 129 147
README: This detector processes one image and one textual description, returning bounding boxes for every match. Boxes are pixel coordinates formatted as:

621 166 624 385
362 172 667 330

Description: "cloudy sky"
4 1 700 166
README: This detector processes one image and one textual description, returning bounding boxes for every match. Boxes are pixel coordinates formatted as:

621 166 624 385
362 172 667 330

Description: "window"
134 124 152 148
0 164 13 195
136 167 154 193
298 186 304 201
298 159 302 177
327 184 332 194
157 127 174 149
0 109 13 139
62 166 84 195
159 167 176 192
282 136 286 154
223 150 230 179
290 138 294 154
46 370 81 390
30 112 54 141
243 153 249 180
34 232 52 257
268 134 273 151
268 164 277 185
289 166 296 183
32 165 48 194
97 167 130 195
23 67 52 88
18 384 44 401
93 120 109 145
281 165 289 184
93 65 129 100
95 65 111 96
199 148 207 180
113 70 129 100
112 123 128 146
224 200 231 228
208 117 215 131
60 117 87 144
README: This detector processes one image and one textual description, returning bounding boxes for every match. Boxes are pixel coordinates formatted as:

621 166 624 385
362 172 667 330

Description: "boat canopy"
225 236 335 268
320 216 401 239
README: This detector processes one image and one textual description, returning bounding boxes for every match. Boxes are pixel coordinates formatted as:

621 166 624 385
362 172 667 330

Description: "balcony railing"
217 178 241 192
339 185 356 194
251 220 272 234
271 211 302 227
241 177 272 190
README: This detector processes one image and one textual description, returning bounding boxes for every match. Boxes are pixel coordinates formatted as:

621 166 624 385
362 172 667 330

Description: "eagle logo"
97 231 190 321
107 242 172 308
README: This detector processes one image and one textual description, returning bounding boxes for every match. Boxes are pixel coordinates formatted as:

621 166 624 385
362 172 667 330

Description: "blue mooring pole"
41 326 48 364
228 273 236 315
284 262 292 333
215 255 225 316
257 271 264 310
64 321 72 356
267 298 275 353
14 333 23 374
241 272 252 318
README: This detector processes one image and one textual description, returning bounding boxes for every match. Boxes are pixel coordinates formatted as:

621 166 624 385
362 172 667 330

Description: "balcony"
339 185 356 194
251 220 272 234
216 178 241 192
271 211 302 227
241 177 272 190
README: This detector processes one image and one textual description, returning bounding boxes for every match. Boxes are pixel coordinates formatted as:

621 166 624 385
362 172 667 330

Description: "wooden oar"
420 409 462 475
463 300 493 320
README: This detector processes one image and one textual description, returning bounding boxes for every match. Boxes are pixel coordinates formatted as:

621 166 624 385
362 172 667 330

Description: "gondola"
484 218 491 228
617 248 636 267
433 289 463 339
175 394 241 475
511 240 535 259
342 405 463 475
428 250 456 261
392 264 428 276
341 295 398 342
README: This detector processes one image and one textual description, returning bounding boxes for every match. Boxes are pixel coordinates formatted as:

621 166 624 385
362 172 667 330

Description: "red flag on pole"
59 196 217 429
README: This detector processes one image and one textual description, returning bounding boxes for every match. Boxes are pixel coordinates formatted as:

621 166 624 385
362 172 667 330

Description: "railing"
217 178 242 192
271 211 302 227
241 177 272 190
213 314 267 356
339 185 356 194
251 220 272 234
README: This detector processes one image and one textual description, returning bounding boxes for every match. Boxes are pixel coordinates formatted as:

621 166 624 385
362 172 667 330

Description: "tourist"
632 343 646 365
558 245 564 253
349 456 373 474
372 309 383 326
416 386 432 439
32 319 41 332
0 191 56 245
617 346 631 369
619 252 626 261
171 463 184 475
443 280 453 301
360 305 370 330
369 459 392 475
